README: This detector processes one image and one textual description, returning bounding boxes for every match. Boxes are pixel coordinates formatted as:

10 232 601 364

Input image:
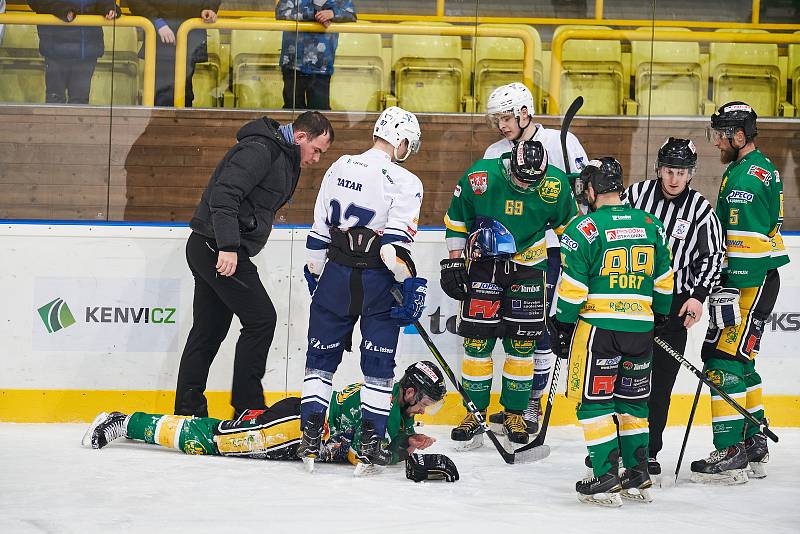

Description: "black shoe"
451 411 486 441
690 442 749 485
297 412 324 460
523 396 541 434
647 457 661 476
502 411 529 445
82 412 128 449
744 433 769 478
356 420 392 466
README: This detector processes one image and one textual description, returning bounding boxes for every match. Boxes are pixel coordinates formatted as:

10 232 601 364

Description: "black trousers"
154 45 197 107
647 292 690 459
175 232 278 418
282 69 331 110
44 57 97 104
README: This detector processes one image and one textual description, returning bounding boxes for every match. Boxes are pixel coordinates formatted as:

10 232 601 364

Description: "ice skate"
502 411 529 446
690 442 749 485
576 471 623 508
522 396 541 434
488 411 505 435
82 411 128 449
353 420 391 475
647 457 662 487
744 433 769 479
297 412 325 472
620 449 654 503
451 411 486 451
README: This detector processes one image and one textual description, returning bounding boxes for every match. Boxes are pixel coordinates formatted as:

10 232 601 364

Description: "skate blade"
353 462 385 477
513 444 550 463
690 469 749 485
650 473 663 488
747 461 768 479
81 412 109 448
453 434 484 452
578 492 623 508
302 457 315 473
488 421 505 435
621 487 653 503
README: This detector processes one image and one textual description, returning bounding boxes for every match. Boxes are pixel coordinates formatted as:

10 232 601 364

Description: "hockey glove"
551 317 575 359
653 313 670 338
440 258 469 301
303 265 319 296
405 453 459 482
320 430 353 463
391 277 428 326
708 287 741 329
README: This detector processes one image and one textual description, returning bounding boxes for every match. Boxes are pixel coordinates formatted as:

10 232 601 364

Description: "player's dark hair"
294 111 334 143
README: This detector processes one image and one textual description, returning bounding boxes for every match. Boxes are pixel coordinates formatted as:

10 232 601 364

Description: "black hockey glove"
551 317 575 359
440 258 469 301
653 313 670 338
405 453 459 482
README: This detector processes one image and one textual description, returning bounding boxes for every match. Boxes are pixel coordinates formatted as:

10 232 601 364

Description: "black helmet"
657 137 697 170
710 101 758 142
399 361 446 405
509 139 548 188
575 157 624 205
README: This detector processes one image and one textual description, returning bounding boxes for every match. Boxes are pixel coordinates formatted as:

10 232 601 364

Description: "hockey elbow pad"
405 453 459 482
380 243 417 281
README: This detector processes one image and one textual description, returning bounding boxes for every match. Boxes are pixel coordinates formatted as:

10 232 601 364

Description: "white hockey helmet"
373 106 421 162
486 82 535 119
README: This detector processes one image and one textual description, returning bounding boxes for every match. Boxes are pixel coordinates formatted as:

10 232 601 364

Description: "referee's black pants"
648 292 691 459
175 232 277 418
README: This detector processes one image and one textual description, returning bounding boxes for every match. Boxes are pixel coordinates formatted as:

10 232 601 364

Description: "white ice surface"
0 424 797 534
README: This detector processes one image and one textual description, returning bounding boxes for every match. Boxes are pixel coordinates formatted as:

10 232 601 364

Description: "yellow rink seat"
0 24 44 104
90 25 139 106
331 27 385 112
631 27 703 116
553 25 624 116
709 29 782 117
192 29 222 108
392 22 463 113
231 19 283 110
472 24 543 113
785 31 800 115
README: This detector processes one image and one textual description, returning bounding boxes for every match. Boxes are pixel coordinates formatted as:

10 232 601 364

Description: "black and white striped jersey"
626 179 725 302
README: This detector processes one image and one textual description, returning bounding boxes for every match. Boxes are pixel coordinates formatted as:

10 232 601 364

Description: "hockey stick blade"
512 443 551 463
654 336 779 443
391 287 517 464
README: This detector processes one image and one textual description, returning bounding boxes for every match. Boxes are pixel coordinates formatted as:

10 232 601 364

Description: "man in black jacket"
175 111 334 418
127 0 220 106
28 0 119 104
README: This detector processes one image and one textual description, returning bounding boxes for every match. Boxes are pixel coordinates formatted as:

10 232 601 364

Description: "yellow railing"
549 28 800 114
0 13 157 106
173 19 536 109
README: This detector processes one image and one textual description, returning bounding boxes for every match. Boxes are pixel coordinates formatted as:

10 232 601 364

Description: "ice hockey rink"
1 423 797 533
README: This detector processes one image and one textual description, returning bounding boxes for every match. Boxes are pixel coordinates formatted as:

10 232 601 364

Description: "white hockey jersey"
306 148 423 272
484 125 588 249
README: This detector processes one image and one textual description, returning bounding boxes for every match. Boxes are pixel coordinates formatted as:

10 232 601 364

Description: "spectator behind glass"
276 0 356 110
127 0 220 107
28 1 119 104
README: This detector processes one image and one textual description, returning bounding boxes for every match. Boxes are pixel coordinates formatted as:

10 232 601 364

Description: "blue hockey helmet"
466 217 517 260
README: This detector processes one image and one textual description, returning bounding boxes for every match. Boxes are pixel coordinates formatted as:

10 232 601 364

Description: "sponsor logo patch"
672 218 690 240
728 190 754 203
537 177 562 204
724 104 752 113
747 165 772 185
561 234 579 251
612 215 632 221
596 356 622 366
453 184 462 197
469 171 488 194
605 227 647 241
576 218 598 242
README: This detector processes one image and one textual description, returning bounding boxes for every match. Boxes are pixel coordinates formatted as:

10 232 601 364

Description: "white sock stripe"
580 413 614 425
361 403 392 416
503 372 534 381
586 435 617 447
747 404 764 414
712 414 745 422
303 374 333 386
462 373 493 381
363 382 393 393
746 385 762 393
618 428 648 437
300 395 330 407
711 392 746 401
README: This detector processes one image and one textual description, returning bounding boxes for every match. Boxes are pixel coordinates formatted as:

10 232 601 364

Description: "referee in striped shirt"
626 138 725 476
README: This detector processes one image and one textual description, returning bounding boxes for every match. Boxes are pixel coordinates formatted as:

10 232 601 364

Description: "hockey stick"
390 287 517 464
653 336 778 443
675 377 703 483
560 95 584 175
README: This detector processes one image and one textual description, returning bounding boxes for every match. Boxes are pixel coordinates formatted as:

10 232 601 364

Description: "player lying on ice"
82 361 459 483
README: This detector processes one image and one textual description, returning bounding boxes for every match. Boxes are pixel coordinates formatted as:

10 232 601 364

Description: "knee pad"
463 337 496 357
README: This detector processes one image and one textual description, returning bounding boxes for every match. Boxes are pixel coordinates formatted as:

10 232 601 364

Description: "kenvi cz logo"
37 297 76 334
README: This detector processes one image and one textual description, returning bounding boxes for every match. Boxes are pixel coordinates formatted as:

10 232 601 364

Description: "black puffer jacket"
190 117 302 257
29 0 118 60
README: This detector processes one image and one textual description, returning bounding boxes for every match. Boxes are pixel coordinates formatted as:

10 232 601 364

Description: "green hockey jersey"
444 157 578 268
327 383 416 465
555 204 674 332
716 148 789 288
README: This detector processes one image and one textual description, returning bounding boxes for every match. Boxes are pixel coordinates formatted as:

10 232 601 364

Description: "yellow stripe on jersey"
462 355 493 382
581 414 618 446
726 231 772 259
580 296 653 321
746 385 763 414
502 355 534 381
654 269 675 295
558 272 588 305
512 239 547 266
566 320 593 401
444 213 467 234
